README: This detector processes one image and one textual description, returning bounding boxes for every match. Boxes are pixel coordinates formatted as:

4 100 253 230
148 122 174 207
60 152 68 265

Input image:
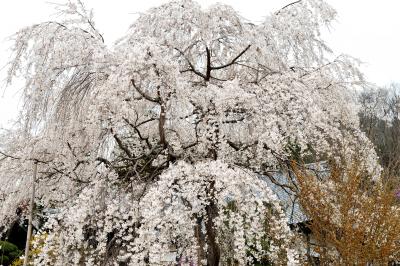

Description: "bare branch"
122 117 153 150
0 150 20 160
275 0 302 15
0 150 51 164
175 48 208 80
111 129 134 159
210 45 251 70
131 79 160 103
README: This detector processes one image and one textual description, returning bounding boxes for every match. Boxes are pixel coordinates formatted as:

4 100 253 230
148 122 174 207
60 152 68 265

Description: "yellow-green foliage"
11 233 48 266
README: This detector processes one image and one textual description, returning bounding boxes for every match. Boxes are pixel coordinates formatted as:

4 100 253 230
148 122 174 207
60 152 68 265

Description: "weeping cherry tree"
0 0 380 265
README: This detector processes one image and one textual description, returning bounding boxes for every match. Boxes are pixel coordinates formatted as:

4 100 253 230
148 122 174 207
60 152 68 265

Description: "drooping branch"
131 79 160 103
275 0 302 15
0 150 20 160
86 19 104 43
210 44 251 70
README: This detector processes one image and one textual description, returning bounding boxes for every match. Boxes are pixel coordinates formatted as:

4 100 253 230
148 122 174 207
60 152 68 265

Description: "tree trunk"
195 217 206 266
205 181 220 266
23 162 37 266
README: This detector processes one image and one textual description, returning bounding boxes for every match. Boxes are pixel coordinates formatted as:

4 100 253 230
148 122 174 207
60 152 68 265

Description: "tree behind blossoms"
0 0 380 265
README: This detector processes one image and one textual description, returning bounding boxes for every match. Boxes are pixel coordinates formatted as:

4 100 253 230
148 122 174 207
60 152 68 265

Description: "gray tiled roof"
261 172 307 224
261 162 329 224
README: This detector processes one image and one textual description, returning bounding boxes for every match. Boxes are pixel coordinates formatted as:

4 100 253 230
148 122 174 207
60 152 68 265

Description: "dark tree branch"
0 150 50 164
222 117 245 124
159 104 167 148
136 117 155 127
275 0 302 15
66 141 77 158
175 48 208 80
177 45 252 82
0 150 20 160
122 117 153 150
131 79 160 103
96 157 111 166
205 47 212 81
210 45 251 70
227 140 240 151
264 171 296 191
86 19 105 43
111 129 133 159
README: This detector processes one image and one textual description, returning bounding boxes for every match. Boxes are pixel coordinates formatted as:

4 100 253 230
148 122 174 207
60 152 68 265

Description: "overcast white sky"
0 0 400 128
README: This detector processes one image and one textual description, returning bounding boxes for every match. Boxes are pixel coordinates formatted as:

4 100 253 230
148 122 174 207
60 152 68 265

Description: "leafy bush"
0 241 22 266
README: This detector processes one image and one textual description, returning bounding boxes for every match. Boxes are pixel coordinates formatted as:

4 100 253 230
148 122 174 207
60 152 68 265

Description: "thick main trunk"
23 162 37 266
206 180 220 266
205 201 220 266
194 181 220 266
195 217 206 266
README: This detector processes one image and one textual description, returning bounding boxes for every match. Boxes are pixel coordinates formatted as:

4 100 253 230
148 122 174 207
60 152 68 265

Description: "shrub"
0 241 22 266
